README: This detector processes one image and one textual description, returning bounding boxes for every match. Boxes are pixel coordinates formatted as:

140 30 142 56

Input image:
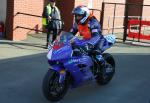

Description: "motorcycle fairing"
47 44 73 61
63 56 94 87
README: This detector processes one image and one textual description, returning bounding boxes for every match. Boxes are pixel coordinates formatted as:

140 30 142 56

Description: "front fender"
49 65 66 84
49 65 63 72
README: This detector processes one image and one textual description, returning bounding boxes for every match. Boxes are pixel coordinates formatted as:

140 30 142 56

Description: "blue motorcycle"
42 32 116 101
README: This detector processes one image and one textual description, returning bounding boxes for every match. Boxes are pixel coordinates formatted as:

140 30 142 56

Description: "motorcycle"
42 31 116 102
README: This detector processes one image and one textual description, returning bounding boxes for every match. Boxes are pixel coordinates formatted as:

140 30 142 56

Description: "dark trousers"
46 29 59 47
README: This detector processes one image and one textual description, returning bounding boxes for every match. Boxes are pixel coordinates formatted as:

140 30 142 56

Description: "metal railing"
100 2 150 44
15 12 64 33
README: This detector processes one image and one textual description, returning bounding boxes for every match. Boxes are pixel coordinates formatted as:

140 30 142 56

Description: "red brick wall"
143 0 150 21
103 2 126 34
6 0 150 40
144 0 150 4
99 1 126 34
13 0 44 41
7 0 44 41
91 0 102 21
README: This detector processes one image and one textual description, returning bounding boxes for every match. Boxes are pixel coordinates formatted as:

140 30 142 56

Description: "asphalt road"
0 53 150 103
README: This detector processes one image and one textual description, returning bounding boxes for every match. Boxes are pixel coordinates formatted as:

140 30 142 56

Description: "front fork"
59 69 66 84
49 65 66 84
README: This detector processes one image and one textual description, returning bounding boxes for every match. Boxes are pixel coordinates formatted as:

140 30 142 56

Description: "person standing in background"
42 0 62 48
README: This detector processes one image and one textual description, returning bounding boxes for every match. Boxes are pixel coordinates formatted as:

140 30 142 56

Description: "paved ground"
0 52 150 103
0 33 47 60
0 33 150 103
0 33 150 60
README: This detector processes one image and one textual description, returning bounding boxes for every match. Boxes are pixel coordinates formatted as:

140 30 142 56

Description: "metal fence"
100 2 150 44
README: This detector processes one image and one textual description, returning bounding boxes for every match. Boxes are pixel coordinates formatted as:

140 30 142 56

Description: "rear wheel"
96 53 115 85
42 69 69 101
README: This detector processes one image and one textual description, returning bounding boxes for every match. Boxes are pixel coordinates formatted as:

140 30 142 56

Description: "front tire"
96 53 115 85
42 69 69 102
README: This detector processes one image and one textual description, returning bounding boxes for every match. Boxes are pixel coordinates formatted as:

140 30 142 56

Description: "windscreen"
59 31 74 43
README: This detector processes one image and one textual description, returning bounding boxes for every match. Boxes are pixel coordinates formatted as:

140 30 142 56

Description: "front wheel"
96 53 115 85
42 69 69 102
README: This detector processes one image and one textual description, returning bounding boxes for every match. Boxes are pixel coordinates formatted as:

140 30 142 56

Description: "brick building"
0 0 149 41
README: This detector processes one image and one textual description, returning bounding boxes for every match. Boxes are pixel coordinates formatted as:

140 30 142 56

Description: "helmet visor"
72 7 84 15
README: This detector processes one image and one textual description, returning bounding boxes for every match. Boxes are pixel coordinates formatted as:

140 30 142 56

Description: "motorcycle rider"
70 5 108 66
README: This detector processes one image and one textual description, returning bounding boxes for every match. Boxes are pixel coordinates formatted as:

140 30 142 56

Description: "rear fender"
49 65 66 84
104 34 116 44
102 34 116 52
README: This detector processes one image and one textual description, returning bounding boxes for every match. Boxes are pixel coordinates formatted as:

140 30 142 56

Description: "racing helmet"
72 5 90 24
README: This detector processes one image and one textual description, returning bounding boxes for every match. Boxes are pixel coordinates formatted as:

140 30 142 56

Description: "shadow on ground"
0 53 150 103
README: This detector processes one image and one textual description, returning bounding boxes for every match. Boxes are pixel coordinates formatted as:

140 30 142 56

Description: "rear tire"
42 69 69 101
96 53 115 85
